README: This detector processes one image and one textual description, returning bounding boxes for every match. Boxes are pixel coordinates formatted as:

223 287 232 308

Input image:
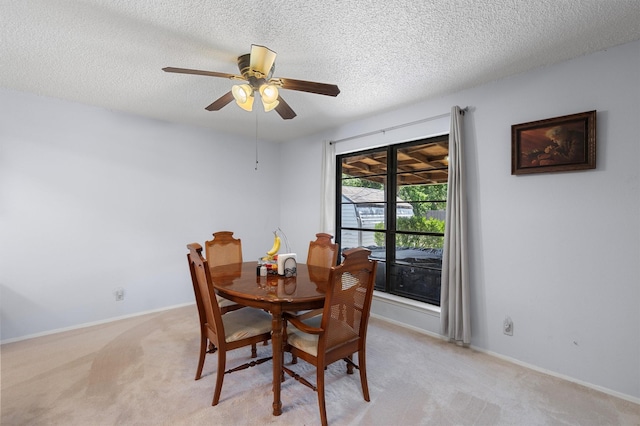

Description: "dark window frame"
335 135 448 305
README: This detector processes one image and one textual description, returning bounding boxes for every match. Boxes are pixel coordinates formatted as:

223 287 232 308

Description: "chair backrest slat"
187 243 222 342
320 247 376 352
205 231 243 267
307 233 338 269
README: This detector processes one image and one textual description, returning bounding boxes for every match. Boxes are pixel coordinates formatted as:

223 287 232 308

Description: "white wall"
1 40 638 403
279 40 640 401
0 91 281 341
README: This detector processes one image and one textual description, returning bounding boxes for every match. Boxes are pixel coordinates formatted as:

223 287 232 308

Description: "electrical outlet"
503 316 513 336
114 287 125 302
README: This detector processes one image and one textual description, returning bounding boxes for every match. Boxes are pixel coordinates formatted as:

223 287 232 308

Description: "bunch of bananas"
263 231 281 261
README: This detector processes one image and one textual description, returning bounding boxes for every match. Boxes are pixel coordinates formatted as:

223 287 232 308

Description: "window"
336 135 448 306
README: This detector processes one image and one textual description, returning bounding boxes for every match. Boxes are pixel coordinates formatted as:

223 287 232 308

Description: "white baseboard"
472 346 640 406
370 312 445 340
371 313 640 406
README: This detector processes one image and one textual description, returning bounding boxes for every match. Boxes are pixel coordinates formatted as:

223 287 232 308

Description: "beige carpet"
2 305 639 425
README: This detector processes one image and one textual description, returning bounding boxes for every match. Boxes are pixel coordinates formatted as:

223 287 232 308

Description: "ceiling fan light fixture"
259 84 279 103
163 44 340 120
232 84 254 111
259 84 279 111
262 98 280 112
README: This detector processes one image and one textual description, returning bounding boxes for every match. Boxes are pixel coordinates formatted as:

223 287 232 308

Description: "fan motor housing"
237 53 274 83
237 53 251 79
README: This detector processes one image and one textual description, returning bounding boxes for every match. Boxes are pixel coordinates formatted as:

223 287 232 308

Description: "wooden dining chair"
287 233 340 364
283 247 378 426
204 231 246 315
307 233 339 268
292 233 338 318
187 243 273 406
203 231 255 356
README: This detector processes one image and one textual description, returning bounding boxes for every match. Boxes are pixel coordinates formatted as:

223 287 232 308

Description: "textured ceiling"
2 0 639 142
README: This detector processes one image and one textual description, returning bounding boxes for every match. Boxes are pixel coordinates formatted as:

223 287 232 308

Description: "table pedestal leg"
271 311 283 416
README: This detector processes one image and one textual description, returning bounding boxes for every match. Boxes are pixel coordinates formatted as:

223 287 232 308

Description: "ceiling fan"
163 44 340 120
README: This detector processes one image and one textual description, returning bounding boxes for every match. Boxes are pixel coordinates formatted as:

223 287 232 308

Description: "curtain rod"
330 106 468 145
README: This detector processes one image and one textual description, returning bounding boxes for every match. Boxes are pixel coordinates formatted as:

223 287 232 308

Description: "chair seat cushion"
216 294 238 308
287 315 359 357
287 315 322 356
223 308 272 343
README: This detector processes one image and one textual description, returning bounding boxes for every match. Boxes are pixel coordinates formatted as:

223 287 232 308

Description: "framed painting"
511 110 596 175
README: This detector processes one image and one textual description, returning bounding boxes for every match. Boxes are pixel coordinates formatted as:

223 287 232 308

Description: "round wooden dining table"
209 262 330 416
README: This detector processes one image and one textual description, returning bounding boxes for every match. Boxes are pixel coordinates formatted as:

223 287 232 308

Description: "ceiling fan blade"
163 67 243 80
274 96 297 120
205 91 234 111
275 77 340 97
249 45 277 77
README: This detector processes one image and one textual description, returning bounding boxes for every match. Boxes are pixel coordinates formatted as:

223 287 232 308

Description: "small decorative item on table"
262 230 284 276
261 228 295 277
277 253 297 277
257 258 278 276
266 261 279 275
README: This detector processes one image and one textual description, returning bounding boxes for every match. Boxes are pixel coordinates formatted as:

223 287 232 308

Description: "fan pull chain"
255 112 259 171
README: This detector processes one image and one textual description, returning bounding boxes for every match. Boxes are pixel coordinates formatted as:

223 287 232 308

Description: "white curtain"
320 140 336 234
441 106 471 345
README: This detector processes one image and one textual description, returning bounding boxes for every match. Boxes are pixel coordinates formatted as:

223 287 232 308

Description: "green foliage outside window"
374 216 445 248
342 176 383 189
343 176 446 249
398 184 447 217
